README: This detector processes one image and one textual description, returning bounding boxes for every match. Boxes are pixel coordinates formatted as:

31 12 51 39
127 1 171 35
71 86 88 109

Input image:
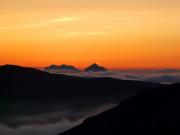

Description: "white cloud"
49 16 83 23
85 32 108 36
0 16 83 30
63 32 79 37
47 70 180 84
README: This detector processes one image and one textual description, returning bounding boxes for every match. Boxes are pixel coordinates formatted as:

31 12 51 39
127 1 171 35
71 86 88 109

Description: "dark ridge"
60 83 180 135
0 64 163 127
0 64 161 100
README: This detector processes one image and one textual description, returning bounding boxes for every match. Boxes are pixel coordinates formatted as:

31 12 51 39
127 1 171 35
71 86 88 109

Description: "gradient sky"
0 0 180 69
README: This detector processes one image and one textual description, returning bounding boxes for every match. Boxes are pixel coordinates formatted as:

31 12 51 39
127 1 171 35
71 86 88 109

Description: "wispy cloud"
62 31 108 37
63 32 80 37
85 32 108 36
104 26 117 29
48 16 83 23
0 16 83 30
59 29 109 37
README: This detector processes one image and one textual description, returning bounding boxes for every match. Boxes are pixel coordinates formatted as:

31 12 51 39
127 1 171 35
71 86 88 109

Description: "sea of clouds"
47 69 180 84
0 104 115 135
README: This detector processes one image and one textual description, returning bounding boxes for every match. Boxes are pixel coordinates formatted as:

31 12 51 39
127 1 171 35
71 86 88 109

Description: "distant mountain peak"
59 64 74 68
45 64 80 72
85 63 107 72
91 63 99 67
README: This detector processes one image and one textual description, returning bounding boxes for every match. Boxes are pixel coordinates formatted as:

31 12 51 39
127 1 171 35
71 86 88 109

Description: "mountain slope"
0 65 162 128
60 83 180 135
0 65 160 100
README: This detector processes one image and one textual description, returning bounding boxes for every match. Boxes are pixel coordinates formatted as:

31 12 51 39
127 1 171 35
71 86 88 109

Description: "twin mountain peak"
45 63 107 72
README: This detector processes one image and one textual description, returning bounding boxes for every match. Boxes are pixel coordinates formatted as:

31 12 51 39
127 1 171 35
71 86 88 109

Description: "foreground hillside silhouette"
0 65 161 128
60 83 180 135
0 65 160 100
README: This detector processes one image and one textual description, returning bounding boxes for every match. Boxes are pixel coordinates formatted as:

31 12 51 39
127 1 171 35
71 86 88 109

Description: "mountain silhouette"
84 63 107 72
60 83 180 135
45 64 80 72
0 64 162 127
0 65 160 100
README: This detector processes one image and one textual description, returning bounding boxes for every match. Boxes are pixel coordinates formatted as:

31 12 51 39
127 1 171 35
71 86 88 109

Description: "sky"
0 0 180 69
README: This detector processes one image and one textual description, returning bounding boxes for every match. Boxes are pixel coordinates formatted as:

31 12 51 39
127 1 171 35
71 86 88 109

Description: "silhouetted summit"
60 83 180 135
45 64 80 71
45 64 59 70
85 63 107 72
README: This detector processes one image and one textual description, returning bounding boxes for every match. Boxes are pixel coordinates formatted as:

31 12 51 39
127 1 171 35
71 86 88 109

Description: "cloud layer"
0 103 115 135
48 69 180 84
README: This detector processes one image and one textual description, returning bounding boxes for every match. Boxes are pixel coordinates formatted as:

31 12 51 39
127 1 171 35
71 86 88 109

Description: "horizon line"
1 64 180 71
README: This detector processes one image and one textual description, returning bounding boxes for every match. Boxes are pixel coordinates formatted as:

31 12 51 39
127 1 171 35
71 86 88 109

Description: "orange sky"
0 0 180 69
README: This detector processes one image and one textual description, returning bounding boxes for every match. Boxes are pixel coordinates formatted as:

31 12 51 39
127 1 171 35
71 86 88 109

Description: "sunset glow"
0 0 180 69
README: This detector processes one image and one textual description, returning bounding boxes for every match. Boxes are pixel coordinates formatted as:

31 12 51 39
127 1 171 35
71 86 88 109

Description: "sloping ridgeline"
60 83 180 135
0 65 161 128
0 65 160 99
